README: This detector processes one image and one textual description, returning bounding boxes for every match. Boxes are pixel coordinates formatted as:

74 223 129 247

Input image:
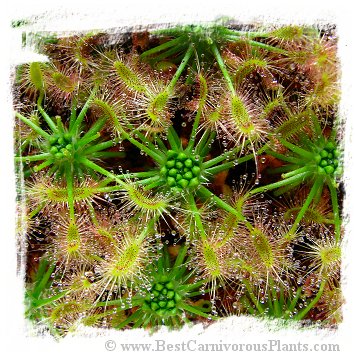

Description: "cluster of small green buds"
143 276 181 317
315 141 341 177
49 132 73 160
160 150 201 191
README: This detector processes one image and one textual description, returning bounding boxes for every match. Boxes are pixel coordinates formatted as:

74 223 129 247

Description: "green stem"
185 291 208 298
284 287 302 319
294 281 326 321
167 44 194 92
180 279 206 294
154 134 168 153
187 193 207 241
282 165 311 179
288 177 323 238
205 153 255 176
172 244 188 270
200 131 217 157
250 171 311 195
87 201 99 226
225 29 270 38
19 138 30 152
29 202 46 219
70 88 97 134
141 37 184 58
148 42 187 63
77 132 101 148
69 97 77 128
144 179 165 190
197 186 253 231
37 102 58 133
137 218 156 243
313 180 323 204
78 116 108 144
123 131 165 164
243 279 264 314
79 157 126 188
267 289 274 315
186 108 203 153
210 43 235 95
34 159 53 172
96 297 144 308
226 36 288 55
278 137 314 160
203 140 252 169
273 180 303 196
135 175 161 186
98 177 114 187
37 91 44 106
267 164 298 175
157 252 164 275
247 39 288 55
134 132 157 153
198 131 217 157
279 284 285 312
309 110 322 136
15 112 51 141
244 299 256 315
56 115 65 132
215 223 237 249
15 153 52 162
107 170 159 182
95 185 122 193
65 165 76 221
115 310 142 329
82 139 118 155
33 262 56 298
266 150 302 164
91 151 126 159
186 76 208 152
124 121 158 153
33 290 69 308
269 279 281 317
195 128 211 154
125 170 160 179
179 302 214 320
328 182 341 243
167 125 181 151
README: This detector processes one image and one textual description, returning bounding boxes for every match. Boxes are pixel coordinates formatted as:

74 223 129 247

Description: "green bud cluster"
143 276 181 317
315 141 341 176
49 132 73 160
160 150 201 191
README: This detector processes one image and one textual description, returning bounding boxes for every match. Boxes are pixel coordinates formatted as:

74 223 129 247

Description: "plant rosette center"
314 141 341 177
49 132 74 161
143 276 181 317
160 150 202 191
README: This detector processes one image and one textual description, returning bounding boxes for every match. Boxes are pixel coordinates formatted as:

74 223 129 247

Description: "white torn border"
0 0 354 356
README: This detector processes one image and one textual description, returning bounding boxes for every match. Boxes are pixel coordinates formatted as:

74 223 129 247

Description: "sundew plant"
13 19 343 336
